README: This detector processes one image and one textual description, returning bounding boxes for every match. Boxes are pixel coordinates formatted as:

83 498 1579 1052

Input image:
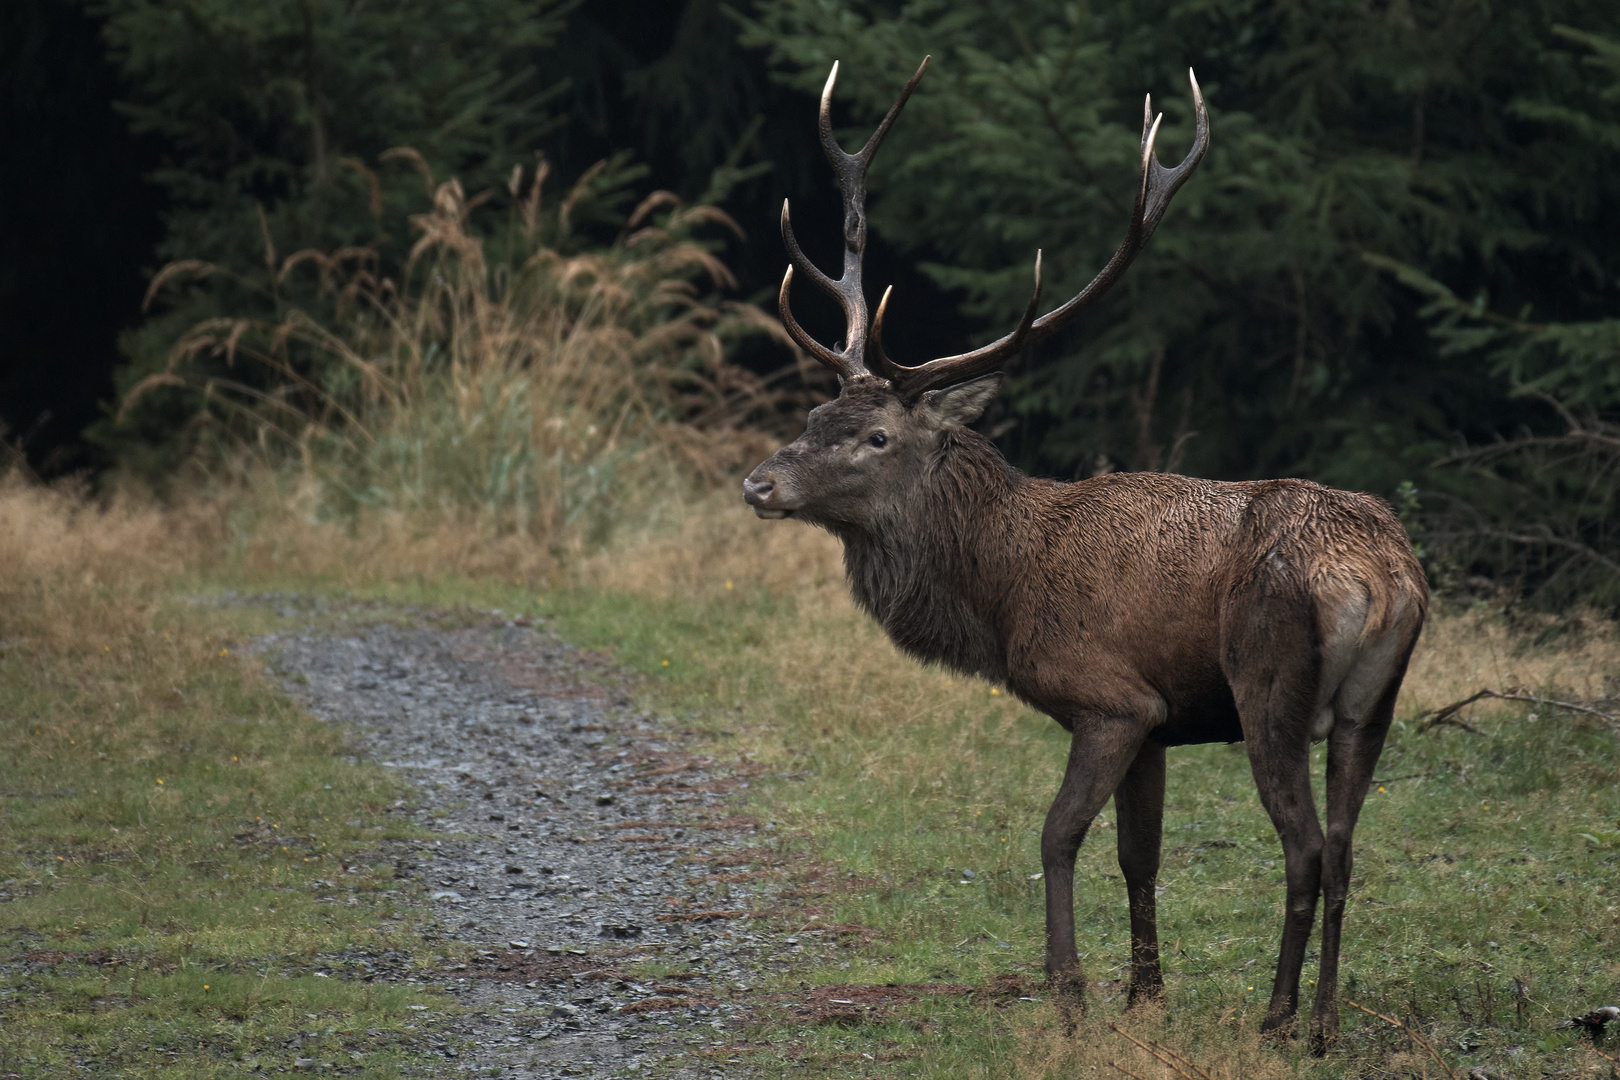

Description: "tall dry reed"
126 152 812 562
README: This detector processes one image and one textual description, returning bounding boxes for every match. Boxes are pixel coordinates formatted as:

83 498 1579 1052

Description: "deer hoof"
1259 1010 1298 1043
1046 970 1088 1031
1308 1015 1338 1057
1125 980 1166 1011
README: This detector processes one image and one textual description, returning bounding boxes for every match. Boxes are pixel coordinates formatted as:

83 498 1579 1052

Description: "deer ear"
918 374 1002 429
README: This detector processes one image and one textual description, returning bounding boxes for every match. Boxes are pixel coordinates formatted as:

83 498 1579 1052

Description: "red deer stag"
742 57 1428 1051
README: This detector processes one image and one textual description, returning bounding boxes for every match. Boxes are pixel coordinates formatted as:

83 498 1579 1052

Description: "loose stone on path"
253 611 776 1079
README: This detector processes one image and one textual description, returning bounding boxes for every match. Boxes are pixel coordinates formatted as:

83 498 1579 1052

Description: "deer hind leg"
1226 594 1325 1039
1245 724 1323 1039
1043 721 1146 1023
1308 626 1418 1053
1115 741 1167 1006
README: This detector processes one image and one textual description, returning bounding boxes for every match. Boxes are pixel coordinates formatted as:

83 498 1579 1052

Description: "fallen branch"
1345 998 1456 1079
653 909 748 923
1422 701 1487 734
1573 1009 1620 1074
1417 687 1618 734
1108 1023 1214 1080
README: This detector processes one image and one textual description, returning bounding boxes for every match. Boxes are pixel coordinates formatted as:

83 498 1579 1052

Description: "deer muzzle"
742 474 791 519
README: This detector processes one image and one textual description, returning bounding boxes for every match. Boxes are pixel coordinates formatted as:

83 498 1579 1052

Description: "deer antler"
779 56 930 380
867 69 1210 397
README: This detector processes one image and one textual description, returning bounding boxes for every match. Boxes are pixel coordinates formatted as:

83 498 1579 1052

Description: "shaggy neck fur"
833 427 1024 681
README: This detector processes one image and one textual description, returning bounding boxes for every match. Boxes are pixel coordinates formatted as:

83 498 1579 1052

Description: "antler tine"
870 252 1043 390
1140 69 1208 234
778 266 846 372
882 69 1209 398
777 57 931 380
868 285 897 375
1022 68 1206 339
780 199 841 305
838 56 931 167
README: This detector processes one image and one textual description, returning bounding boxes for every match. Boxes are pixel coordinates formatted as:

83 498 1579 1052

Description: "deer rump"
744 56 1429 1054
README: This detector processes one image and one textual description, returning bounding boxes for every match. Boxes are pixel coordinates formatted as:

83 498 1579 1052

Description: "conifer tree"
89 0 575 467
740 0 1620 498
1369 26 1620 607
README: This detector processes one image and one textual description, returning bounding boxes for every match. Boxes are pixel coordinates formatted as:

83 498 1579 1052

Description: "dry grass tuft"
129 154 817 555
576 489 845 599
1401 603 1620 719
1012 1005 1294 1080
0 473 209 656
203 470 570 586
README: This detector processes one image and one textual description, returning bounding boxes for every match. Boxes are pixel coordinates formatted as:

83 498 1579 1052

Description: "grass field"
0 484 457 1077
539 508 1620 1080
4 480 1619 1078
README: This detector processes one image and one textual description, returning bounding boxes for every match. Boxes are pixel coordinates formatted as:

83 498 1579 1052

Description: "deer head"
744 57 1209 528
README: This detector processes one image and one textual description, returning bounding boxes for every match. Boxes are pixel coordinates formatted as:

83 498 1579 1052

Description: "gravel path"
252 610 788 1079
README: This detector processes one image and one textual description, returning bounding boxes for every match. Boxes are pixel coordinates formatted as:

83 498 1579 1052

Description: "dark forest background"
3 0 1619 607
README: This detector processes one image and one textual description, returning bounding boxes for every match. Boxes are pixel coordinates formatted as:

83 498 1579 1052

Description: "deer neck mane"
835 428 1023 681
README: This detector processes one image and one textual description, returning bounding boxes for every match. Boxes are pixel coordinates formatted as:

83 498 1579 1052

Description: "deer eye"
867 432 888 449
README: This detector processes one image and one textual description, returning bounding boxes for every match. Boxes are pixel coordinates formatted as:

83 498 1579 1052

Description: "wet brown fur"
744 376 1428 1051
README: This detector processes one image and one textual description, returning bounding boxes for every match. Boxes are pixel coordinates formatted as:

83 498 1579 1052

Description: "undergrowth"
124 150 811 561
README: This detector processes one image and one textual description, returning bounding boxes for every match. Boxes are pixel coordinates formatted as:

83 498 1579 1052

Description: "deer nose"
742 476 775 506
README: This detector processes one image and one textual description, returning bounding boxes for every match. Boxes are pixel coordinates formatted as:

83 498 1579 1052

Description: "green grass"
7 484 1618 1078
516 571 1620 1079
0 590 461 1078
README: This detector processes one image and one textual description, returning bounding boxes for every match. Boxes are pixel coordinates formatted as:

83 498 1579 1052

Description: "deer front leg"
1042 722 1144 1025
1115 742 1167 1007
